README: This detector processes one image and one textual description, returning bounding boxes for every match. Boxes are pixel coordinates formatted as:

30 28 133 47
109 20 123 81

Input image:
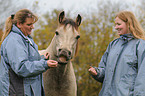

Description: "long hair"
116 11 145 40
1 9 38 43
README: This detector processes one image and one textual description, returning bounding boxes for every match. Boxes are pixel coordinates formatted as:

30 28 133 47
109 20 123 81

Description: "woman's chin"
118 32 122 36
28 32 32 35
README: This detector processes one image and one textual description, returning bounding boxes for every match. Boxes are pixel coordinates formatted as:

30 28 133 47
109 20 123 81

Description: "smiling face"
17 18 34 36
115 17 130 35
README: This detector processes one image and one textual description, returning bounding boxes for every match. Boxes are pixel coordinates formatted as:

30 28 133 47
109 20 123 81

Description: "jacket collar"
120 33 134 41
11 24 33 43
119 33 134 45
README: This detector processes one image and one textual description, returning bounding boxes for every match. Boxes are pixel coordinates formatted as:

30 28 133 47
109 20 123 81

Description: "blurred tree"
136 0 145 30
0 0 34 29
33 9 62 49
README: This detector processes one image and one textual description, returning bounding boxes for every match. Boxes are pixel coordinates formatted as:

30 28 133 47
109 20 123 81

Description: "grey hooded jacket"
92 34 145 96
0 25 49 96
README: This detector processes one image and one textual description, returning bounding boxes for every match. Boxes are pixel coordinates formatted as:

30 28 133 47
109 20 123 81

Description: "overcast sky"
25 0 140 16
0 0 141 28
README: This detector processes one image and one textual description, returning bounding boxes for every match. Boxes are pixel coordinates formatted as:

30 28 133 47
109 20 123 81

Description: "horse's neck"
38 37 56 56
57 61 73 73
46 36 56 57
43 61 76 96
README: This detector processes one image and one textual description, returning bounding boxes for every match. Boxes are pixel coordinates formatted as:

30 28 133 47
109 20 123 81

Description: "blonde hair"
116 11 145 40
1 9 38 43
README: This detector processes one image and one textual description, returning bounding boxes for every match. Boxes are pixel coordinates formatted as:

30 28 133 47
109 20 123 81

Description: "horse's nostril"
59 49 62 52
68 51 71 56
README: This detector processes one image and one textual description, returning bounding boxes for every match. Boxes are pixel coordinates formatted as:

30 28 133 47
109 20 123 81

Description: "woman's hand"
44 52 49 60
88 66 98 75
47 60 58 68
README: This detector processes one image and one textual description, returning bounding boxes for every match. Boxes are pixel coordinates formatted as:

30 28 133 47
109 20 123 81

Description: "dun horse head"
54 11 82 65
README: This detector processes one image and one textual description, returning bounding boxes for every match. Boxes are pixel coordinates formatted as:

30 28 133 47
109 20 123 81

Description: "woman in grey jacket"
0 9 58 96
89 11 145 96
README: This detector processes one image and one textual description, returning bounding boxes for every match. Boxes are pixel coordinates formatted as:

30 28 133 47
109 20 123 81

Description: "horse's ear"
59 11 65 23
76 14 82 26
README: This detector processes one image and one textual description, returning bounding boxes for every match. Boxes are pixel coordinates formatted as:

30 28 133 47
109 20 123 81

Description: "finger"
51 64 57 67
46 53 48 56
88 69 91 71
46 55 49 59
49 60 58 64
88 68 94 72
46 53 50 57
89 66 93 68
50 61 58 66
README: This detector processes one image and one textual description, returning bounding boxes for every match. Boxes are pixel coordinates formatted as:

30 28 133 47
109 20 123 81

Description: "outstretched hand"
47 60 58 68
88 66 98 75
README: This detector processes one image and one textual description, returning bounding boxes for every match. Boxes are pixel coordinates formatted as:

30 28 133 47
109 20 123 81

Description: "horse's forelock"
61 18 78 31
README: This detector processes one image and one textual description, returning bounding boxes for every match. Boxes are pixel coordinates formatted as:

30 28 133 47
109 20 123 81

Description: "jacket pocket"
119 75 130 95
119 74 136 96
124 54 138 75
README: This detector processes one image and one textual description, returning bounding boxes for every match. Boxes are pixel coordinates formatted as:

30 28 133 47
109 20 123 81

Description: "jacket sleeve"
133 40 145 95
91 43 111 83
5 37 49 78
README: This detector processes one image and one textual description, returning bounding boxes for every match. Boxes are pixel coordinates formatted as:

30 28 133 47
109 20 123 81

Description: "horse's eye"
55 31 59 35
76 35 80 39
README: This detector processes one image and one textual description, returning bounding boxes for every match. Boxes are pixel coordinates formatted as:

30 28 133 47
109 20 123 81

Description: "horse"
39 11 82 96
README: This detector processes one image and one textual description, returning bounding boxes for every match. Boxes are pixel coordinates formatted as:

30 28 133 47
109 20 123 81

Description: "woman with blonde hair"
89 10 145 96
0 9 58 96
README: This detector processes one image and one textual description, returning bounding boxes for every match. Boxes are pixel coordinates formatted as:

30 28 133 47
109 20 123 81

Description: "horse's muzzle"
57 49 71 65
